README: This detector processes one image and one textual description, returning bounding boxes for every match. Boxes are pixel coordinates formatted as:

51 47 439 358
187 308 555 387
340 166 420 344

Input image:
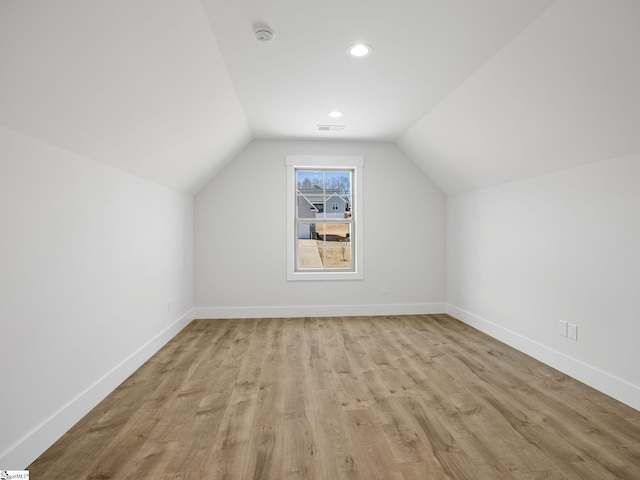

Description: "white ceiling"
200 0 555 141
1 0 639 195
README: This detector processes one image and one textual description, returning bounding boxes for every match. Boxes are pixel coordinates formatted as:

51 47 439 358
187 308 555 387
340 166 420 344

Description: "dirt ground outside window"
315 223 351 269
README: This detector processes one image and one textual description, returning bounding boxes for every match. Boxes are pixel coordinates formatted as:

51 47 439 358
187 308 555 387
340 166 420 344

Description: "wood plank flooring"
29 315 640 479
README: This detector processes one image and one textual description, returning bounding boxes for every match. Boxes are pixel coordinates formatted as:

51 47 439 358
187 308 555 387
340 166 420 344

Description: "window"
286 155 363 281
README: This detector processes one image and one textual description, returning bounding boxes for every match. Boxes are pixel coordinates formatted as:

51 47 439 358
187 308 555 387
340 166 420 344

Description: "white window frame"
286 155 364 281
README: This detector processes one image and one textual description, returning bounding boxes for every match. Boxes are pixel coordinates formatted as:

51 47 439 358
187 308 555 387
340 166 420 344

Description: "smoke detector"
254 25 274 44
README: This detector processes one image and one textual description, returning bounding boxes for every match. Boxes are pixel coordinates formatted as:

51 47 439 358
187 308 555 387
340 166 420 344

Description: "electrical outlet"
380 283 388 294
557 319 568 337
568 323 577 341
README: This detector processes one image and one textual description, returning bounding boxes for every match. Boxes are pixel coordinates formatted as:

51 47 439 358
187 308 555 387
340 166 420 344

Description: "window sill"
287 270 364 281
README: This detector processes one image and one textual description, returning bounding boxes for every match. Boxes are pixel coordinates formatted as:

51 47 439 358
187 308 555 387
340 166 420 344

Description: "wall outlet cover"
557 319 568 337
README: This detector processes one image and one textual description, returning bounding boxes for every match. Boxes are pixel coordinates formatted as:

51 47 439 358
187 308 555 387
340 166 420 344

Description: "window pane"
325 246 352 269
315 223 350 242
306 194 324 218
297 222 353 270
297 222 316 240
324 195 347 218
297 221 320 269
297 239 323 269
297 194 318 219
324 171 351 194
297 171 323 191
315 223 352 270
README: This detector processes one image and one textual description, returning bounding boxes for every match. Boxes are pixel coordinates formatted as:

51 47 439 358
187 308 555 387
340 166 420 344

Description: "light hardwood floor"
29 315 640 479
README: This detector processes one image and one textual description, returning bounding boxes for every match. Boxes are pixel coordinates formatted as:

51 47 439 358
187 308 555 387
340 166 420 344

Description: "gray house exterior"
325 193 348 218
297 193 318 239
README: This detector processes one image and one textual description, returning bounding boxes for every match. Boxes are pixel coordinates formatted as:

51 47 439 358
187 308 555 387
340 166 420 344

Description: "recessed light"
328 111 344 118
348 43 372 57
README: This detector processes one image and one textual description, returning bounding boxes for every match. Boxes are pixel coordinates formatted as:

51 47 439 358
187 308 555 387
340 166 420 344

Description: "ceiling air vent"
317 125 346 132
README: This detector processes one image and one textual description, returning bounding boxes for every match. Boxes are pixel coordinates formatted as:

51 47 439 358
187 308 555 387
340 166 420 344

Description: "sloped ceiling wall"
0 0 251 194
398 0 640 195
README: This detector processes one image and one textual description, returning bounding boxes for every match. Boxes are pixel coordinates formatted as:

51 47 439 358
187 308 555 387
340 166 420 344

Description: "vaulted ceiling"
1 0 639 195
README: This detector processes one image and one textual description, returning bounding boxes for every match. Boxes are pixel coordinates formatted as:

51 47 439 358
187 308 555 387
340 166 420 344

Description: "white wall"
0 126 194 468
195 140 446 318
446 153 640 410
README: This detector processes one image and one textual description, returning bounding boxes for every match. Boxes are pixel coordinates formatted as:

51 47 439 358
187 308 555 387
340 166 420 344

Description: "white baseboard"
446 304 640 412
195 303 446 319
1 308 195 470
